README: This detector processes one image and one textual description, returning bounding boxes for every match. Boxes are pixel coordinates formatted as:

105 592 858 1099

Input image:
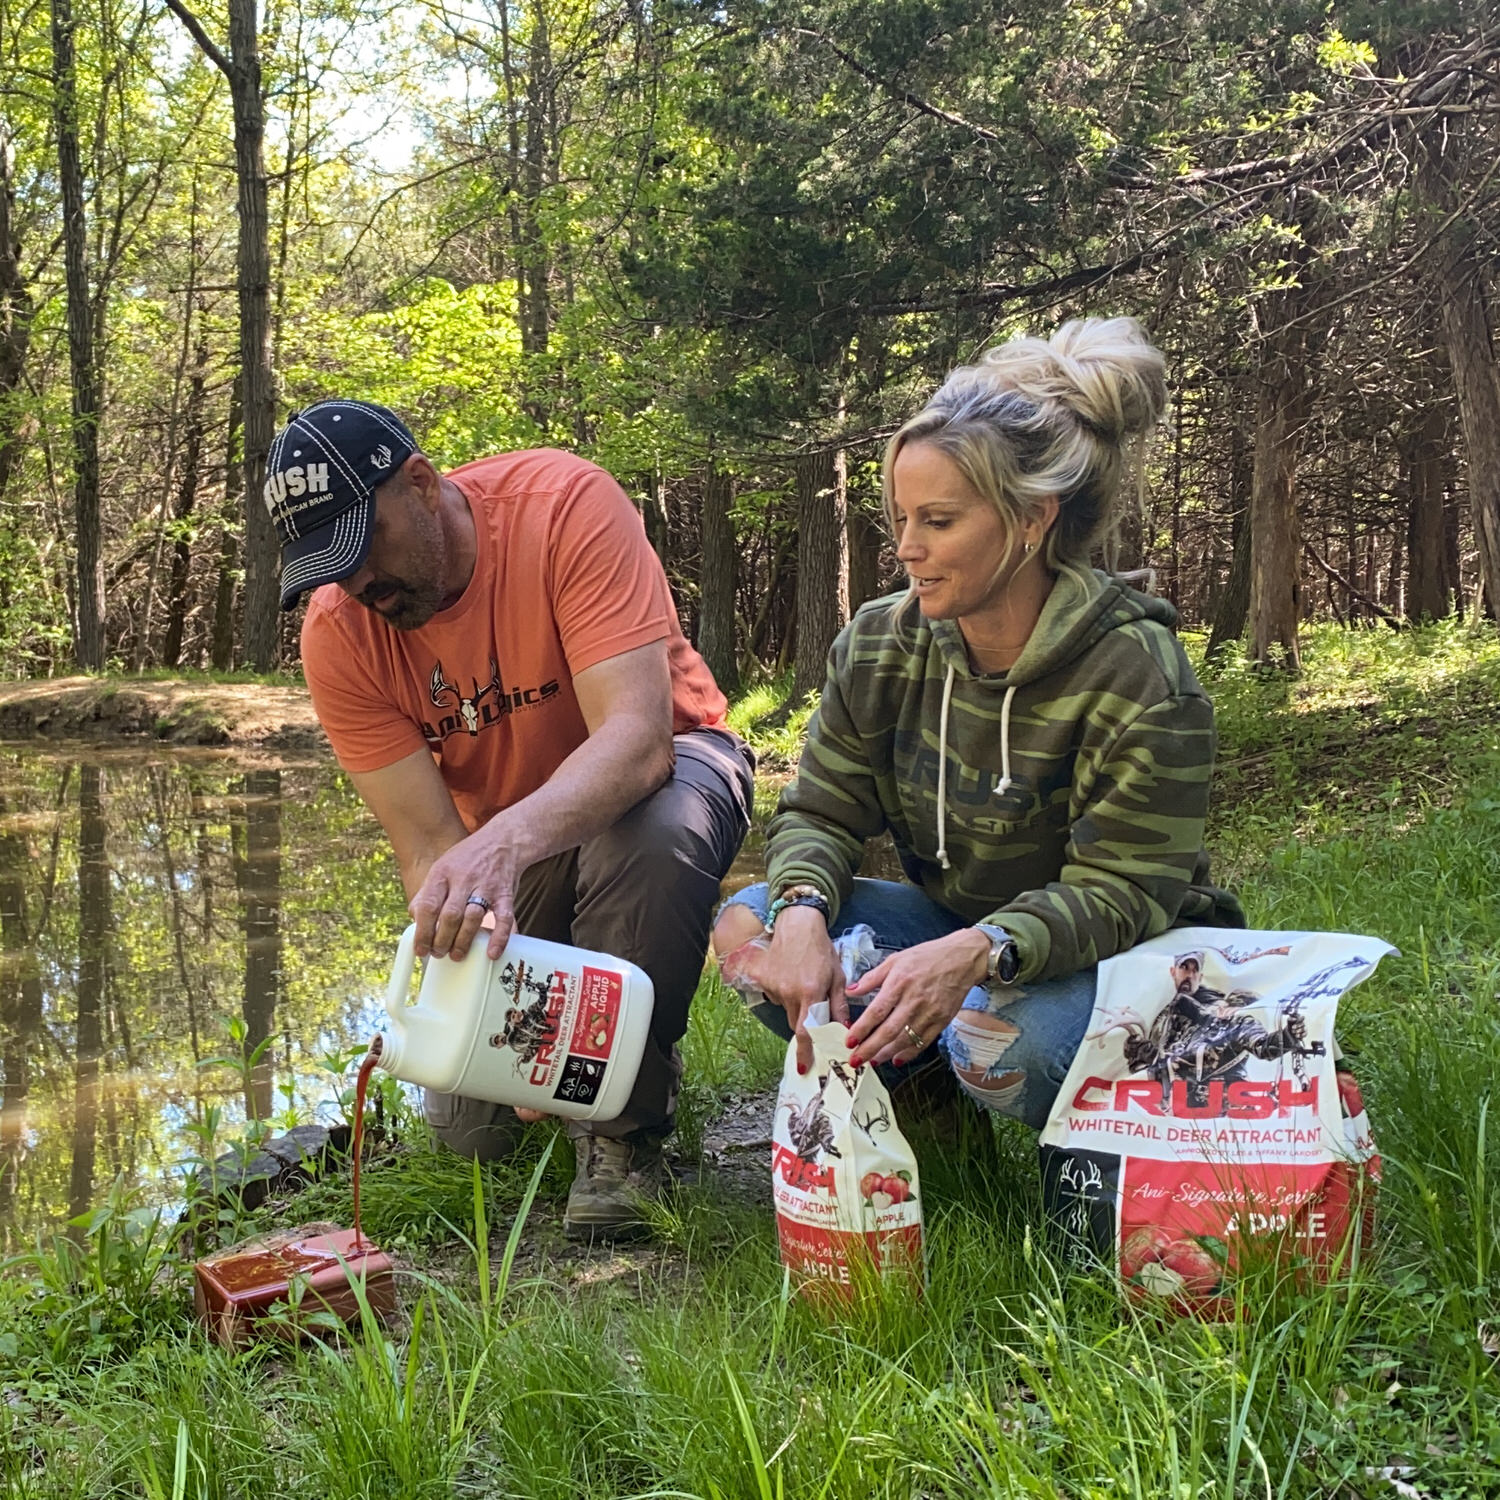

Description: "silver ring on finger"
902 1023 925 1051
465 892 491 913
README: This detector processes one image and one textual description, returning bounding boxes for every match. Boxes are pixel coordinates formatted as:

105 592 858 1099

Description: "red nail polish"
895 1058 906 1068
797 1063 807 1076
849 1056 863 1069
845 1036 857 1049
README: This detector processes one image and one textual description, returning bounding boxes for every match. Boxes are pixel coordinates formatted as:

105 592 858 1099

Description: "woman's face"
891 441 1020 621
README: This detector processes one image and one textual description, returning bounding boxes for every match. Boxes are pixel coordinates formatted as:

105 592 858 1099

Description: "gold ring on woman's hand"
902 1023 925 1051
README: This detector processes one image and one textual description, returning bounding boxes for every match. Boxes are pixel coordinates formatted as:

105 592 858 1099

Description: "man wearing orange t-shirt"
268 399 754 1238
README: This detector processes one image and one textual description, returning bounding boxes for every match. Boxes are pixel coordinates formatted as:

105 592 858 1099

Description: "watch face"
997 942 1021 984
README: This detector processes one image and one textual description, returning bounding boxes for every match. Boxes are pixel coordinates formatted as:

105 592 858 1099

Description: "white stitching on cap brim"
281 505 369 599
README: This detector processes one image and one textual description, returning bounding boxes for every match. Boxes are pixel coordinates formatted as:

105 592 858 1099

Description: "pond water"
0 751 404 1246
0 750 897 1245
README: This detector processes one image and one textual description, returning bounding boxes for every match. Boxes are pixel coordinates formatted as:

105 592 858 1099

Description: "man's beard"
358 578 445 630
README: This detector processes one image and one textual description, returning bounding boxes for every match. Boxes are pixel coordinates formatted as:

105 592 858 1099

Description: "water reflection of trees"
69 766 109 1226
234 769 282 1122
0 765 66 1229
0 754 404 1244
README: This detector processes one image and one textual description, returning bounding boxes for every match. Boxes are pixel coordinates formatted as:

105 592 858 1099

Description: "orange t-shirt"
300 449 728 829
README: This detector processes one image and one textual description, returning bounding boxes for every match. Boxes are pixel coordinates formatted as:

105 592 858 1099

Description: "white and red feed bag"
1040 927 1390 1312
771 1001 924 1301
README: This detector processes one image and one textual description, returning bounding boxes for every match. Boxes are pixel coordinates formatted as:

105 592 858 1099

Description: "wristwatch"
974 923 1021 985
765 884 831 932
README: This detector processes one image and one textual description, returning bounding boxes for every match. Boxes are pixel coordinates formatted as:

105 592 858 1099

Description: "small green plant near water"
172 1018 285 1250
4 624 1500 1496
726 672 819 767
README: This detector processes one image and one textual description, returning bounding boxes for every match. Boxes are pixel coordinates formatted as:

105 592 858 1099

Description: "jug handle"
384 925 419 1025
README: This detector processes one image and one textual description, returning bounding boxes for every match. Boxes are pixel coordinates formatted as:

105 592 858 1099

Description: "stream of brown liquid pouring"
351 1035 383 1247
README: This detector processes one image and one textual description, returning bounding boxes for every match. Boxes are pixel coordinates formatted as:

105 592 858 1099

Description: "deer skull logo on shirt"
430 658 503 736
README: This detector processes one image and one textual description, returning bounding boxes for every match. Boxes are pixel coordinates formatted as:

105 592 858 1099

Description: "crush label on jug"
551 967 622 1106
485 958 621 1107
571 968 622 1059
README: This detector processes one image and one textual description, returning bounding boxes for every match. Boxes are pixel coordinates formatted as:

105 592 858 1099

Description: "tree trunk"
504 0 552 432
69 765 108 1226
1248 318 1309 670
162 345 209 666
0 125 34 504
1169 358 1186 602
641 468 669 564
1443 469 1462 615
1385 521 1405 618
697 465 738 695
847 506 884 614
748 526 795 663
51 0 103 669
166 0 277 667
1435 222 1500 622
791 447 849 702
211 386 242 670
227 0 278 670
1111 482 1146 574
234 770 281 1121
1205 500 1252 664
1404 402 1451 623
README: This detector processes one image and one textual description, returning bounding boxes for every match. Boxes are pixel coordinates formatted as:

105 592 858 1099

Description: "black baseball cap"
265 399 418 609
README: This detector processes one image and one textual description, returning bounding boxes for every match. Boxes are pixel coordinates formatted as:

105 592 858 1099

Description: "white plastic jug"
375 924 654 1122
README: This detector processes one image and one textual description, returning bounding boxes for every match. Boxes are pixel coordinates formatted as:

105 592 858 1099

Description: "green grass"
726 673 819 769
4 622 1500 1497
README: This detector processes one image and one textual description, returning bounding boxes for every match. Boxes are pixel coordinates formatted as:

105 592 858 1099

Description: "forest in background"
1 0 1497 693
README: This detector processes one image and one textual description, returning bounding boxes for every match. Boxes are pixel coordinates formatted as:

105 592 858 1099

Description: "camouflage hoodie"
765 564 1245 984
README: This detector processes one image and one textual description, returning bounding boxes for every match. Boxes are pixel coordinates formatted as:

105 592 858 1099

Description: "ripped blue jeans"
722 879 1096 1130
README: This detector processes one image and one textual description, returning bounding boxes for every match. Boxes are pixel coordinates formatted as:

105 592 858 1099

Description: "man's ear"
404 452 442 511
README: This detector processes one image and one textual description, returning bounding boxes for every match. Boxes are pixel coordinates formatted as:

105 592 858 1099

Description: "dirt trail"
0 677 328 752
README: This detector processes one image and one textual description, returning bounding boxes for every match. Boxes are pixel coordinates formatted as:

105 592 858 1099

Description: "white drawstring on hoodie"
934 662 1018 871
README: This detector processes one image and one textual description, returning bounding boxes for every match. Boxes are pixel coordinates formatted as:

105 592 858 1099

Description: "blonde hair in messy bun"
883 317 1168 571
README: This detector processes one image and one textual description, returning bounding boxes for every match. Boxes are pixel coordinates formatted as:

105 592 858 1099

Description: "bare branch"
791 27 1002 144
162 0 230 80
1304 540 1403 627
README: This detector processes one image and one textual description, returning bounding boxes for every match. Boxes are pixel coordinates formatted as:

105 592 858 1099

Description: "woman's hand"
844 928 990 1067
738 906 848 1075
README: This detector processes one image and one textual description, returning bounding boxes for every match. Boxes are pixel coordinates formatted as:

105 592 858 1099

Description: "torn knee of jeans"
954 1066 1027 1110
944 1011 1028 1103
945 1010 1020 1064
960 1011 1020 1039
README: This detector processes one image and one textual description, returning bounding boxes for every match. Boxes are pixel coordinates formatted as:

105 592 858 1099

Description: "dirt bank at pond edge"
0 677 329 752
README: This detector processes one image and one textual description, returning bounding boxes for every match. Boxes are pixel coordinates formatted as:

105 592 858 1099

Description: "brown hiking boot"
563 1133 667 1241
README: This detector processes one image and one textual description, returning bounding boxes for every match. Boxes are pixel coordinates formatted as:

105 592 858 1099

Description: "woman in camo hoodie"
714 317 1243 1128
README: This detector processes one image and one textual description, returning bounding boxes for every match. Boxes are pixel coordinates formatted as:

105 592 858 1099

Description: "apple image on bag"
859 1170 893 1210
1119 1225 1175 1280
1121 1225 1225 1300
882 1174 913 1204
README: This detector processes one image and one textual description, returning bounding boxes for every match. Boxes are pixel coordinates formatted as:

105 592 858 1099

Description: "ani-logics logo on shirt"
422 657 561 743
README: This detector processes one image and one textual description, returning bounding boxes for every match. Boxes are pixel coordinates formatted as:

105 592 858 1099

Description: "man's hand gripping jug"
375 924 654 1121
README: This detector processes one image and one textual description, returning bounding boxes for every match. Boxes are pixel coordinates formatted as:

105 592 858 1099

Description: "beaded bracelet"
764 886 831 932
